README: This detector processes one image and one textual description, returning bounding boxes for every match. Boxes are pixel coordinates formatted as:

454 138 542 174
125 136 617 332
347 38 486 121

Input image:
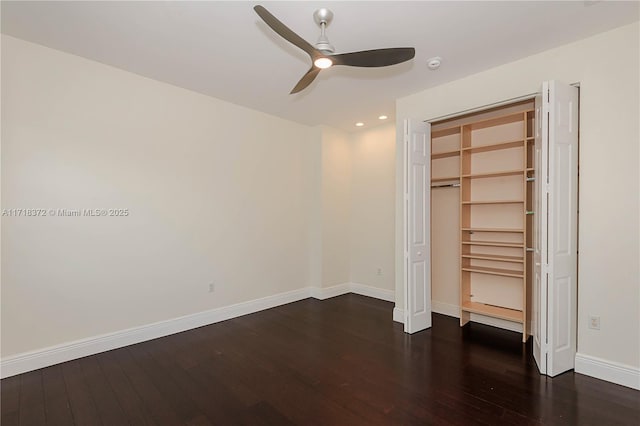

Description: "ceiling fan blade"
290 67 322 94
254 5 319 59
331 47 415 67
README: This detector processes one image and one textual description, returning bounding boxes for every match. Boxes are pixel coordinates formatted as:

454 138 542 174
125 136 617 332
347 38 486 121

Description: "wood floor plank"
125 342 212 425
110 347 184 425
42 364 75 425
0 374 21 426
79 355 130 425
61 360 102 425
18 371 46 426
2 294 639 425
135 334 243 425
96 351 157 426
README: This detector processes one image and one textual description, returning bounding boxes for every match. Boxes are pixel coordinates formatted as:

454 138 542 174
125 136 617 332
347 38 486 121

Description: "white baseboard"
2 282 397 378
393 307 404 323
309 283 351 300
575 353 640 390
350 282 395 302
431 301 459 318
310 282 395 302
1 287 311 379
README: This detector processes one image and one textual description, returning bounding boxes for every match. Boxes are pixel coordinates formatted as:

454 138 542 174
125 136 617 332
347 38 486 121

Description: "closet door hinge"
542 90 550 113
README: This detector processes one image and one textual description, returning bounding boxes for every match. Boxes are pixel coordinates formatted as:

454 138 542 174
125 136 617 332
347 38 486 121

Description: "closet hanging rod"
431 183 460 189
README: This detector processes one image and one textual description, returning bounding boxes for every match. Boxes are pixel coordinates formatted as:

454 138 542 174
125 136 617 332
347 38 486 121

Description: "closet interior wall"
430 100 535 341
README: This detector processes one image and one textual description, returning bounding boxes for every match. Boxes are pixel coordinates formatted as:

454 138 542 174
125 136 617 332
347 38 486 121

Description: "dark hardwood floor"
2 294 639 425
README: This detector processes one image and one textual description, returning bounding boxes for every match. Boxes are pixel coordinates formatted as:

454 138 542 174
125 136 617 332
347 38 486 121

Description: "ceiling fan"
254 5 415 94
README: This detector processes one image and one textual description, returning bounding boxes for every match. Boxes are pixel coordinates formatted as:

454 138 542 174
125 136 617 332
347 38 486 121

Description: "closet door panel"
533 86 548 374
547 81 579 376
404 119 431 334
533 81 579 377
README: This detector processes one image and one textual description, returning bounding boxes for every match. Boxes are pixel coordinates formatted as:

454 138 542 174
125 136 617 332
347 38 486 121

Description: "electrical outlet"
208 283 215 293
588 315 600 330
376 268 383 276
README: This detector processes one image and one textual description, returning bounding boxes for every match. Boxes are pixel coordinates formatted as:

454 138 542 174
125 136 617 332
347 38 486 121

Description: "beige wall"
1 35 397 359
320 126 352 287
395 22 639 368
311 123 397 290
1 36 319 356
350 123 396 290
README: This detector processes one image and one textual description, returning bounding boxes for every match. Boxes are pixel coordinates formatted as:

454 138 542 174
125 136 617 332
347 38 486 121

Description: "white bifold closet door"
403 81 578 376
532 81 579 376
404 119 432 333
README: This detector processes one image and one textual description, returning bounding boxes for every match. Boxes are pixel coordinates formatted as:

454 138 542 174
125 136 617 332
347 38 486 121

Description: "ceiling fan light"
314 57 333 69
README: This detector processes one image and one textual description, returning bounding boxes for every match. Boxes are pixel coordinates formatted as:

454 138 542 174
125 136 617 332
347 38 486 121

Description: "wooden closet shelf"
465 111 526 131
431 149 460 159
462 266 524 278
462 227 524 233
462 254 524 263
461 301 524 323
462 139 524 154
431 126 461 139
431 176 460 183
462 200 523 205
462 240 524 248
462 169 525 179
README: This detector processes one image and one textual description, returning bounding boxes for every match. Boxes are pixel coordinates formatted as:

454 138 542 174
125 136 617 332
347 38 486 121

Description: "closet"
430 101 534 343
404 80 579 376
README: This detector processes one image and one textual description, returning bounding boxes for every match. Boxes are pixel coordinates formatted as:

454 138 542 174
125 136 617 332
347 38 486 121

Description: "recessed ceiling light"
355 122 364 127
427 56 442 70
378 115 388 120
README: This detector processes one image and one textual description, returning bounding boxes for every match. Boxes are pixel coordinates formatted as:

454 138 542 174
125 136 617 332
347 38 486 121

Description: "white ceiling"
2 1 638 132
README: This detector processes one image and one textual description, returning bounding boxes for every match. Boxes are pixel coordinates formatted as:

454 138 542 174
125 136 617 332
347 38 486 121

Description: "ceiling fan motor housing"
315 36 335 54
314 9 335 53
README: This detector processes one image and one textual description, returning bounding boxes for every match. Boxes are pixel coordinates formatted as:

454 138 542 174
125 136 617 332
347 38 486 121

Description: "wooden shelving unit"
430 102 534 344
458 109 534 343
